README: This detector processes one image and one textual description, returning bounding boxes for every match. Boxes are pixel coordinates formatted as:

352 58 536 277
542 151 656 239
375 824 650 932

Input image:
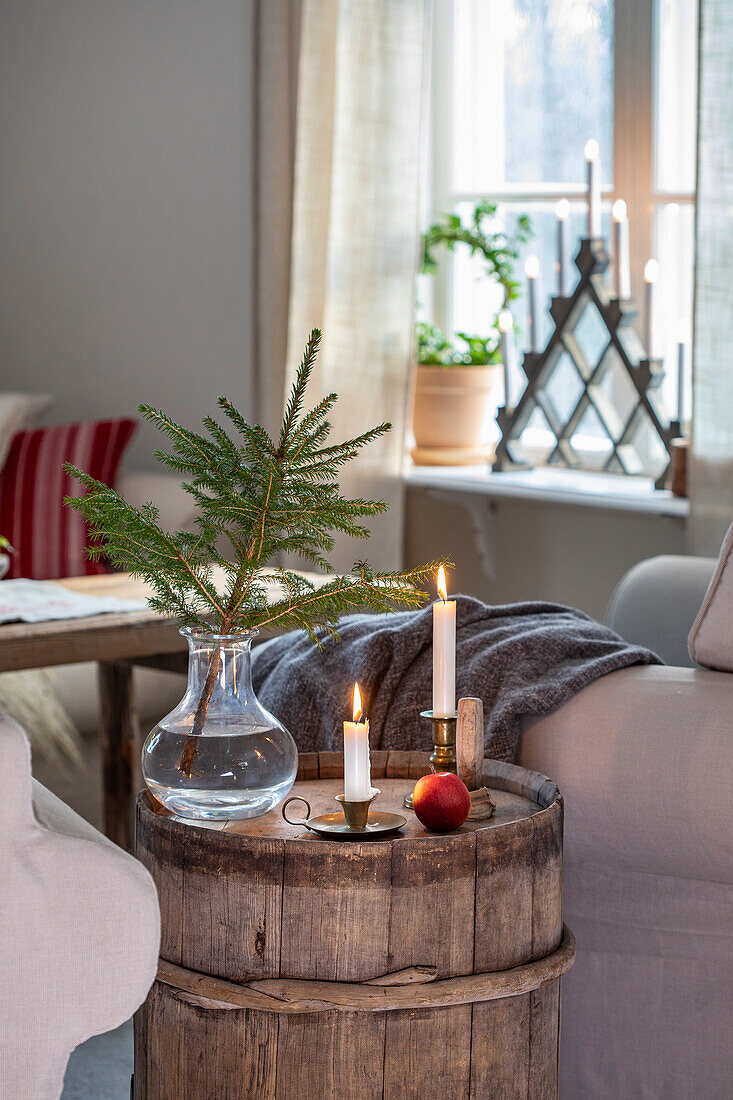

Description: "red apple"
412 771 470 833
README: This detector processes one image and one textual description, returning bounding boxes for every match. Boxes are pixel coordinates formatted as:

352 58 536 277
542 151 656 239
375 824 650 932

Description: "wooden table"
0 574 188 850
134 751 575 1099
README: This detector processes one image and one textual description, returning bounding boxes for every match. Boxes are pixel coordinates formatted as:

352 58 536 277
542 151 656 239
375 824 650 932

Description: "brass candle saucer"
281 789 406 840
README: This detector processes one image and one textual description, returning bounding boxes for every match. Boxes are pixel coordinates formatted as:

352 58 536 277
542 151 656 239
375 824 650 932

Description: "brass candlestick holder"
404 709 458 810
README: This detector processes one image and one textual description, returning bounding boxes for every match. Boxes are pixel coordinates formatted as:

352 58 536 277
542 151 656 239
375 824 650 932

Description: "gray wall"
405 488 686 621
0 0 256 468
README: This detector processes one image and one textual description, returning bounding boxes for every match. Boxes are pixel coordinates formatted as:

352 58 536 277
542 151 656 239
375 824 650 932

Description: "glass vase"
141 627 297 821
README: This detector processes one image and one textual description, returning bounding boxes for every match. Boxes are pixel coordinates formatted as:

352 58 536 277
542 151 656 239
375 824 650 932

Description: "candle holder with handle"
281 789 406 839
404 709 458 810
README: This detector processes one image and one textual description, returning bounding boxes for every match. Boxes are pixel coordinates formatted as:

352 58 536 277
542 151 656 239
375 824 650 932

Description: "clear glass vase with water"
141 627 297 821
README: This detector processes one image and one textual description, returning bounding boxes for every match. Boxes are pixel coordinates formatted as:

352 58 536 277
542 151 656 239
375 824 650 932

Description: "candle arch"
494 236 681 488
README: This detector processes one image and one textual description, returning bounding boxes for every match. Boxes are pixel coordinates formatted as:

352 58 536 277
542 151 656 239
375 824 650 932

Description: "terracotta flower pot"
410 364 501 465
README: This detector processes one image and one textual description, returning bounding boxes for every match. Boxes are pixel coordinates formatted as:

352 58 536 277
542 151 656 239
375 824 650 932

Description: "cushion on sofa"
688 521 733 670
0 418 136 580
0 393 53 472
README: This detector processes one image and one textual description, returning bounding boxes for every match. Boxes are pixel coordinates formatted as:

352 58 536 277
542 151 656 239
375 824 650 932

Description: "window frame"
427 0 696 363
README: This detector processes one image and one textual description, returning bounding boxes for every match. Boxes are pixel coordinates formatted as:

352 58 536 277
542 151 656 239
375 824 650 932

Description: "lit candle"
498 308 514 408
676 320 690 426
612 200 631 300
555 199 570 296
644 259 659 359
343 682 372 801
585 139 601 239
524 254 541 352
433 565 456 717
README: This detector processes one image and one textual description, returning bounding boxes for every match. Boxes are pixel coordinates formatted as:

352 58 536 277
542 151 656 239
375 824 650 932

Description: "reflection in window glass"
452 0 614 191
656 0 698 193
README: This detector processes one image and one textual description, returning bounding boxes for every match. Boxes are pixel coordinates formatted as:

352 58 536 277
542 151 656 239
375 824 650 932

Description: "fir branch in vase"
65 329 449 775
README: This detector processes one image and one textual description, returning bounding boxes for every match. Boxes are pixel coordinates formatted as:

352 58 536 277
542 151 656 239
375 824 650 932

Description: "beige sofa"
521 554 732 1099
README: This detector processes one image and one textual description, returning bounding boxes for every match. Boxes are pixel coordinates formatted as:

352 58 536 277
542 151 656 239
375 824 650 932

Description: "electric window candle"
555 199 570 296
676 320 690 426
644 259 659 359
498 308 514 408
524 255 541 353
612 200 631 300
432 565 456 718
585 139 601 239
343 682 372 801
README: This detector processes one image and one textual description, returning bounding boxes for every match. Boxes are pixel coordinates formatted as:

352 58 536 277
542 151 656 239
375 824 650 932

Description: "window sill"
403 462 689 518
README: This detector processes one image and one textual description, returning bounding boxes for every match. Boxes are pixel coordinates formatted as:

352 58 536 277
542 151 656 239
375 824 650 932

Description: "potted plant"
412 201 531 465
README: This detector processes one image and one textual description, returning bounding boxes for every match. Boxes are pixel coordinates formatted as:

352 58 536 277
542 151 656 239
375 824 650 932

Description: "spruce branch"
64 328 450 773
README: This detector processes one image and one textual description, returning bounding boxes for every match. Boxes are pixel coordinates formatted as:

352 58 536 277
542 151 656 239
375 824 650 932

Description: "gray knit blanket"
252 596 661 762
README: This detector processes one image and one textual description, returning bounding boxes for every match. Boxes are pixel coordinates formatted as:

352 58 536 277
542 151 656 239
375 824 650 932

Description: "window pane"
655 202 694 421
452 0 614 191
656 0 698 193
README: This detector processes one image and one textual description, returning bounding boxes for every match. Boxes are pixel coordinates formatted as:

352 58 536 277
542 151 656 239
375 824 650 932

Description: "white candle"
585 139 601 239
555 199 570 296
433 565 456 717
524 254 541 352
612 200 630 300
498 308 514 408
343 682 372 800
676 320 690 425
644 259 659 359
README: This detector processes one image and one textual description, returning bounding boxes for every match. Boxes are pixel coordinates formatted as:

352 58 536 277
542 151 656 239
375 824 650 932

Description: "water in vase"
141 628 298 821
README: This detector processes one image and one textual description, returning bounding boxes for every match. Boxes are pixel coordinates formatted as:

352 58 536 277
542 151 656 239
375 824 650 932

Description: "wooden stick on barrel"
457 697 495 820
457 697 484 790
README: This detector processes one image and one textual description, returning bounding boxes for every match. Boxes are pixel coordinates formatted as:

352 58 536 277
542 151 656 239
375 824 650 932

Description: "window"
423 0 698 450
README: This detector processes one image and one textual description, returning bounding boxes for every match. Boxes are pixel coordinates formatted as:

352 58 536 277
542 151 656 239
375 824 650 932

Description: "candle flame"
524 254 540 280
498 308 513 334
584 138 599 161
436 564 448 602
676 319 691 344
612 199 627 221
644 258 659 283
555 198 570 221
352 682 363 723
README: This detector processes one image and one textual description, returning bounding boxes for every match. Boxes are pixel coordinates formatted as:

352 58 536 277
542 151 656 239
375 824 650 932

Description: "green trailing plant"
416 322 502 367
418 200 532 366
65 329 447 773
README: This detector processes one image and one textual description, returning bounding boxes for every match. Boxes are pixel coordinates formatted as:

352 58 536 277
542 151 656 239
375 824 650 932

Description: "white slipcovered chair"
0 717 159 1099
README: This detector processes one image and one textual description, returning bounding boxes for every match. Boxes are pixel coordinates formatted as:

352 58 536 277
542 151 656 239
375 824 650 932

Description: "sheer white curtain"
690 0 733 553
285 0 430 571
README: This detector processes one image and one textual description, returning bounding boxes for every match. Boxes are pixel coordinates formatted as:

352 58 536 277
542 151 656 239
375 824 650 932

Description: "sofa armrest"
605 555 716 666
116 469 196 531
519 665 733 883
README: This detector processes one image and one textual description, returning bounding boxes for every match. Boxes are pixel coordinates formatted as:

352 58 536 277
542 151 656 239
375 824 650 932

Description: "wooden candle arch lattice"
494 238 680 489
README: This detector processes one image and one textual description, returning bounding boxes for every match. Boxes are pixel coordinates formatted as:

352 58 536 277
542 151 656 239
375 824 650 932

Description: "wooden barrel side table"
134 751 574 1100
